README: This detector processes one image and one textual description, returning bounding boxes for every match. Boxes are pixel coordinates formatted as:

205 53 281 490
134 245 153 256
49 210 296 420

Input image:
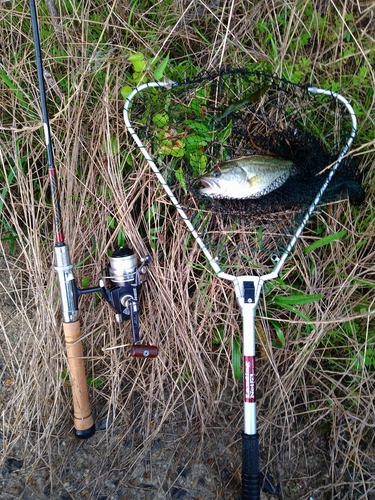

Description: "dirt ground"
0 398 332 500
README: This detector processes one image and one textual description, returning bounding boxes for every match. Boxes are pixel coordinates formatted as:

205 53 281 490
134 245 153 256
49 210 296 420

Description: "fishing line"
123 68 361 499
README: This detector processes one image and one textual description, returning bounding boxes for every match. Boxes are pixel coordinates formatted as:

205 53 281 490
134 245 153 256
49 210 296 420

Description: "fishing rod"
30 0 95 439
29 0 158 438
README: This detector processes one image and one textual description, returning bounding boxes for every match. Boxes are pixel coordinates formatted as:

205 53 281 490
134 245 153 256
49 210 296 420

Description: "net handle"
123 81 357 284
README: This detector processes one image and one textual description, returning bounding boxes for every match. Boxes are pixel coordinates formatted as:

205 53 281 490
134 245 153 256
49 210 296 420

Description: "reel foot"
131 344 158 358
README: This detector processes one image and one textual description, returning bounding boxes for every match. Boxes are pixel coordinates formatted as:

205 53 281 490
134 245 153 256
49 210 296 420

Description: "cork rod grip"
63 321 95 438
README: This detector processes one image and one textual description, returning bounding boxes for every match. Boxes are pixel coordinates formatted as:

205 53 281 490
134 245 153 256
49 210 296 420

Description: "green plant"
107 216 127 249
121 52 170 98
60 370 105 388
232 335 242 381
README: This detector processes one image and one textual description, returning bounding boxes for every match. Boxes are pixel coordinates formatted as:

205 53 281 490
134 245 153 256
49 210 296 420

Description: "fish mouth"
200 177 220 196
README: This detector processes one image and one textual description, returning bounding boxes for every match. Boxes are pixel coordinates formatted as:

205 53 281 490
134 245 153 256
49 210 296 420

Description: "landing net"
124 68 361 276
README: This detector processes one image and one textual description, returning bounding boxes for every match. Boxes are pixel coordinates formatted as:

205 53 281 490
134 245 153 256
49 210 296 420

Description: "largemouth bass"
200 155 294 199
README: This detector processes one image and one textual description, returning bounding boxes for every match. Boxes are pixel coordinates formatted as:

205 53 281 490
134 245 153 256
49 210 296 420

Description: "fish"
200 155 295 199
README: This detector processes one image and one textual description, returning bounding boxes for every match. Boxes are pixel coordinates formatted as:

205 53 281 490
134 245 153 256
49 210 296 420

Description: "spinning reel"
78 247 158 358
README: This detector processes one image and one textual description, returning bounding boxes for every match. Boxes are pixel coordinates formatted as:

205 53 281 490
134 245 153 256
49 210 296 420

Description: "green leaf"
185 135 207 152
217 120 233 143
87 376 105 387
107 215 116 229
59 370 74 386
190 96 206 116
0 68 32 113
212 327 226 346
117 228 126 248
128 52 144 62
132 71 146 84
152 112 169 127
272 293 324 306
184 120 209 133
160 141 185 157
303 230 347 253
0 164 16 217
232 336 242 381
188 151 207 176
175 167 187 194
272 303 313 323
153 54 169 80
128 52 147 72
81 276 90 289
269 319 286 348
121 85 133 100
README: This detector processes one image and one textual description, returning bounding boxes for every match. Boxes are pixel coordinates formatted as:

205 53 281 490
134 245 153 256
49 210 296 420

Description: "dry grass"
1 1 375 498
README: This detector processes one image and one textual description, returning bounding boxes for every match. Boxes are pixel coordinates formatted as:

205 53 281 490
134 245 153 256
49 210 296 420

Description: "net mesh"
128 68 363 274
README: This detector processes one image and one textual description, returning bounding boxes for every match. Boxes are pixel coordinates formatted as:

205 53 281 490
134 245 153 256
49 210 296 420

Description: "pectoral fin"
248 175 261 188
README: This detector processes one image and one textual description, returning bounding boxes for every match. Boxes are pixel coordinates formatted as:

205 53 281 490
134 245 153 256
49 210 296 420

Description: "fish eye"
213 170 221 178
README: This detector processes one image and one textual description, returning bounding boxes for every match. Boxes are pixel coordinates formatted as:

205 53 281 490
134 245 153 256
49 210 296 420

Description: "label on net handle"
244 356 256 403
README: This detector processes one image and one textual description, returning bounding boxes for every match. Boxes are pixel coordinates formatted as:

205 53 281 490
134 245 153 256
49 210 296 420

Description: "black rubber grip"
242 432 260 500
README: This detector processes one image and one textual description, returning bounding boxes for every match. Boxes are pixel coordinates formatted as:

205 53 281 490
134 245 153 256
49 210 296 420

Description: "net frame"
123 71 357 499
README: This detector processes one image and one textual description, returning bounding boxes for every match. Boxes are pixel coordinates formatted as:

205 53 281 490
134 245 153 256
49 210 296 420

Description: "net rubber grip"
63 321 95 438
242 432 260 500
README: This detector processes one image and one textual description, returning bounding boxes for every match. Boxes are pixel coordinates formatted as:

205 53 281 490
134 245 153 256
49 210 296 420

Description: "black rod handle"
242 432 260 500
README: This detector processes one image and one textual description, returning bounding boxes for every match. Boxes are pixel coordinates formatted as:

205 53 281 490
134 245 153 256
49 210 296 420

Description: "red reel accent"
131 345 158 358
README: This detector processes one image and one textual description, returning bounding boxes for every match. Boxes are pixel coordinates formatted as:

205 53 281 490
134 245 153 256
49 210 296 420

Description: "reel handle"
131 344 159 358
127 296 158 359
63 321 95 438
